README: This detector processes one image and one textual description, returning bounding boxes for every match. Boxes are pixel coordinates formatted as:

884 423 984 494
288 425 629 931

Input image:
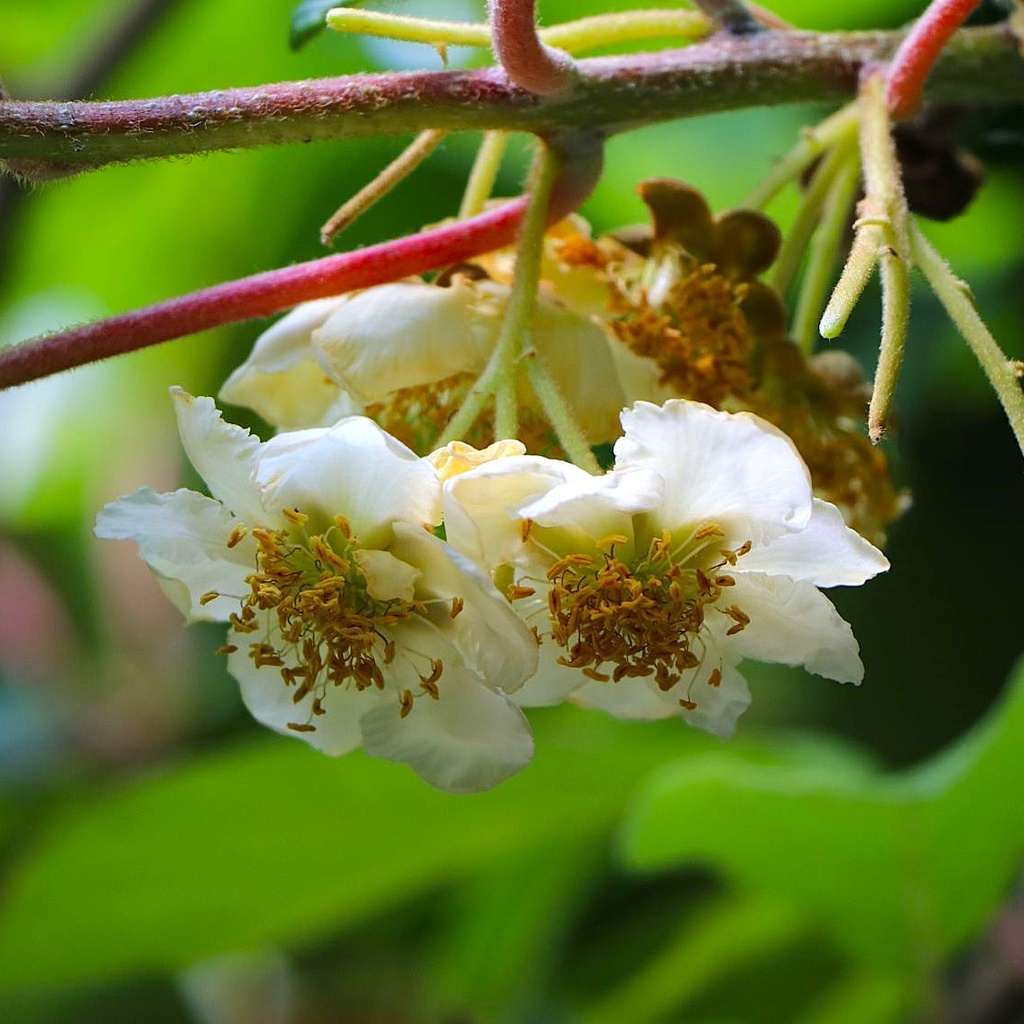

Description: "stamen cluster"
544 528 749 695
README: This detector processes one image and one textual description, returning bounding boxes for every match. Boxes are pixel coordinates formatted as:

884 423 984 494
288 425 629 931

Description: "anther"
450 596 464 619
287 722 317 733
199 590 220 606
226 524 248 548
399 689 415 718
707 668 723 688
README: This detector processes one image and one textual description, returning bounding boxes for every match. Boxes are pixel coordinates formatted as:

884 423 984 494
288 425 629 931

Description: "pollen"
545 529 752 703
230 513 433 731
610 263 756 407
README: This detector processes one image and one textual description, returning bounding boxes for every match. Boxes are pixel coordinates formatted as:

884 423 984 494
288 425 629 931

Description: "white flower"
442 399 889 738
95 389 538 792
221 274 627 452
219 298 362 430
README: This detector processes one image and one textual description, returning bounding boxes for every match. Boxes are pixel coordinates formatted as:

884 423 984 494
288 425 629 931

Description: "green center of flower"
539 523 751 702
213 510 442 734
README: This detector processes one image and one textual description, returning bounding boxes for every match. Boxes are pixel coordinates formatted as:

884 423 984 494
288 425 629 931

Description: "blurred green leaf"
0 708 720 995
431 842 599 1019
290 0 367 50
621 655 1024 970
580 894 811 1024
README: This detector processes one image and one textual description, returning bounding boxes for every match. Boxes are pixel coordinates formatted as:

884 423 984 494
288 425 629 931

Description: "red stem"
885 0 983 119
489 0 575 96
0 135 602 389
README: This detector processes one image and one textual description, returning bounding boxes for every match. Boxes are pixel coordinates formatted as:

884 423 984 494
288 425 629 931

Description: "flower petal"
389 522 538 694
354 549 421 603
226 644 377 756
254 417 441 543
615 400 814 544
740 499 890 588
678 661 752 739
219 298 359 430
724 572 864 684
518 464 663 538
171 389 265 524
359 654 534 793
443 455 594 571
532 300 626 443
95 487 252 622
313 280 497 402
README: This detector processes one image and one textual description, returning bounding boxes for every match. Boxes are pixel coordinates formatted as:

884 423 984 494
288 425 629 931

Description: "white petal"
171 389 264 524
227 644 378 756
360 659 534 793
571 675 679 720
95 487 252 622
443 455 592 570
725 573 864 684
354 548 421 602
389 522 538 694
615 401 814 544
219 298 358 430
571 657 751 739
254 417 441 544
313 280 497 402
531 300 627 443
678 661 752 740
740 499 890 587
518 464 663 538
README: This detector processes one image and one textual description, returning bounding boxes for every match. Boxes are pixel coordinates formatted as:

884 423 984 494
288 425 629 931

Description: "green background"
0 1 1022 1021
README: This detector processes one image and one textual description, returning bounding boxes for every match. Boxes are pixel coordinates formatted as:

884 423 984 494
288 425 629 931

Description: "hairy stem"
1 28 1020 173
489 0 576 96
885 0 984 119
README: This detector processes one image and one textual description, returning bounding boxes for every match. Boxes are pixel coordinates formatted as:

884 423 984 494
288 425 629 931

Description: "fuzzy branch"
1 26 1020 174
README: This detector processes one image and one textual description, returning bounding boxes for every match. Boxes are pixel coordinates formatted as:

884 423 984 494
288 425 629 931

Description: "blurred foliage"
1 1 1023 1023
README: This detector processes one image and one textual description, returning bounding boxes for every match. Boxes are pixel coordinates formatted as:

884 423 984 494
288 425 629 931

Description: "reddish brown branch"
0 133 603 388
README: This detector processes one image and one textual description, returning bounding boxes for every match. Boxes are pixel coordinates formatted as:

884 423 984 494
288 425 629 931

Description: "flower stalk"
489 0 577 96
910 223 1024 460
320 129 446 246
885 0 985 119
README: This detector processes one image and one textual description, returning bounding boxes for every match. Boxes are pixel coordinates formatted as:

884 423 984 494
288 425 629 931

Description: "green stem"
743 102 859 209
492 143 560 437
525 355 601 472
459 131 510 219
770 134 853 297
857 69 912 443
910 223 1024 461
792 145 860 351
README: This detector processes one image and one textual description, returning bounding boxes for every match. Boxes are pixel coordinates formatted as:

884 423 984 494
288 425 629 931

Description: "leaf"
621 654 1024 970
290 0 366 50
0 708 718 995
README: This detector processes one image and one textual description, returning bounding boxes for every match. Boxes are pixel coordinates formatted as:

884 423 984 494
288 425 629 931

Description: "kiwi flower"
95 389 538 792
442 399 889 737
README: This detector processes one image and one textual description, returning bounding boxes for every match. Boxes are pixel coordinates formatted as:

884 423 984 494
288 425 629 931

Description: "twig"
2 27 1019 172
320 129 446 246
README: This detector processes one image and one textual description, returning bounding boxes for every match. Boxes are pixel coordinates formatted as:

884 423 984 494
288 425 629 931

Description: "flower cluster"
95 180 903 792
98 386 887 791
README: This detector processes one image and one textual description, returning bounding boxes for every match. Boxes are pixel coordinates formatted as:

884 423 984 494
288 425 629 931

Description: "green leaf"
290 0 365 50
0 708 715 995
621 654 1024 970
